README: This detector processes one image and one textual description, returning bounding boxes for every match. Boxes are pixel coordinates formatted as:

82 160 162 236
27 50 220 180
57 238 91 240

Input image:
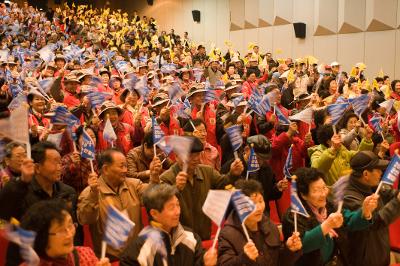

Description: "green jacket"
160 163 239 240
308 138 373 186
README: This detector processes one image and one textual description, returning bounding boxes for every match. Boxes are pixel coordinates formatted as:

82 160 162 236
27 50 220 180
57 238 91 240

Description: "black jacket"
120 224 205 266
343 176 400 266
218 212 300 266
221 156 282 215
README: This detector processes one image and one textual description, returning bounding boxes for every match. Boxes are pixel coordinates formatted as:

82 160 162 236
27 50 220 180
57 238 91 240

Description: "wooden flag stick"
211 227 221 250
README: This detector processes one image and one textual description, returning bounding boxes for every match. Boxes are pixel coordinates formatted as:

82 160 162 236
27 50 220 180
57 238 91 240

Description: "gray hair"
142 184 179 219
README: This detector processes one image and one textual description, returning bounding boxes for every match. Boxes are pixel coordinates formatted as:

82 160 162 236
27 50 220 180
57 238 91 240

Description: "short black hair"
295 167 325 198
143 131 154 147
391 79 400 90
97 148 122 170
142 184 179 220
20 200 69 257
75 125 97 148
31 141 59 164
234 179 264 197
317 124 334 147
183 118 205 133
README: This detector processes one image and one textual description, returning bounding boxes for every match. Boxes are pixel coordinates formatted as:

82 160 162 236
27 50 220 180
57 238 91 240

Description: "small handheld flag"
246 144 260 180
168 82 185 104
350 94 370 117
332 175 349 213
226 125 243 158
202 190 232 249
326 103 349 126
231 190 256 241
370 114 383 134
375 154 400 195
51 106 80 128
103 118 117 146
379 99 394 114
81 128 96 160
291 176 309 233
159 136 194 172
103 205 135 258
87 91 112 109
283 145 293 179
137 226 167 265
152 116 166 156
275 106 290 125
289 107 313 125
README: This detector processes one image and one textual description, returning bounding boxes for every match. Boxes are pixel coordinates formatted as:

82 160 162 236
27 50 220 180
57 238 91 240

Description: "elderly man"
77 148 159 260
160 136 244 240
120 184 217 266
1 142 26 188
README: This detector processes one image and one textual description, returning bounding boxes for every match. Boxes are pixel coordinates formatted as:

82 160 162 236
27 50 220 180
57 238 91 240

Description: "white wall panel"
337 33 365 74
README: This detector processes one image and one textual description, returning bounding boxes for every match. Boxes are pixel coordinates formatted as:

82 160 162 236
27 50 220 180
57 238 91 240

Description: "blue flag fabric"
87 91 112 108
152 116 165 145
247 92 270 116
226 125 243 152
103 118 117 143
51 106 80 128
104 205 135 249
232 95 244 108
291 179 310 217
38 78 55 93
381 154 400 186
168 82 185 104
81 128 96 160
350 94 370 117
275 106 290 125
231 190 256 223
247 146 260 173
370 114 383 133
204 89 218 103
332 175 350 204
283 146 293 179
326 103 349 126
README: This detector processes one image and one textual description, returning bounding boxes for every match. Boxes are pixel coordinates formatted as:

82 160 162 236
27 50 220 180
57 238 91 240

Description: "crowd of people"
0 1 399 265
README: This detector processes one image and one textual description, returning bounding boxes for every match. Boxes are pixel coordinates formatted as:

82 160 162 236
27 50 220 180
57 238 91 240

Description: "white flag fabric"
161 136 194 164
202 190 232 227
0 105 29 144
289 107 314 125
104 205 135 249
103 118 117 143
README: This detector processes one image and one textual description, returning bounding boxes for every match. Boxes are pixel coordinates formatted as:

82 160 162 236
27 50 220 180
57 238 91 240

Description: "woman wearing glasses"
19 200 110 266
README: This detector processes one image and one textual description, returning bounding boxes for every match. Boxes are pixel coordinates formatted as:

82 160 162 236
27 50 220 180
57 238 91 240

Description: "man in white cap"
330 61 340 78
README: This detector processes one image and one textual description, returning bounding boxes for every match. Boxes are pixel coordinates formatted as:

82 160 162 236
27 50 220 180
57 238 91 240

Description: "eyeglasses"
310 186 329 195
49 222 77 237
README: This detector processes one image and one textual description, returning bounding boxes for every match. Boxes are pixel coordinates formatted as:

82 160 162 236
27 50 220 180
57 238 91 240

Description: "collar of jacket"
31 176 59 197
225 211 280 246
349 175 374 196
171 163 204 181
98 175 129 195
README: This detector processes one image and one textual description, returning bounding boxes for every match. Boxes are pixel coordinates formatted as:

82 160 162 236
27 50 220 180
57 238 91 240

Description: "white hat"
330 61 340 67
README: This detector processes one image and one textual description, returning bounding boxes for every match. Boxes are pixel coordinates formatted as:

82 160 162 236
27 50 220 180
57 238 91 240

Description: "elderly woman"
119 88 149 129
282 167 379 266
218 179 302 265
19 200 110 266
27 89 50 145
338 111 364 151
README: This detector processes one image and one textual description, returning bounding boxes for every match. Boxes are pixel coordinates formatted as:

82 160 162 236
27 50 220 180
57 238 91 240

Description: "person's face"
182 72 190 80
78 128 96 149
253 46 259 54
329 80 338 94
35 149 62 183
191 92 204 106
211 61 219 70
105 109 119 125
332 65 340 74
101 73 110 84
104 152 128 185
31 95 46 112
126 91 139 107
346 117 358 131
363 168 383 187
112 79 121 89
64 82 78 93
46 212 75 258
5 146 26 173
178 152 201 172
395 82 400 93
246 193 265 224
248 73 256 82
152 195 181 232
55 59 65 69
193 124 207 144
139 67 148 76
228 66 235 75
301 178 329 209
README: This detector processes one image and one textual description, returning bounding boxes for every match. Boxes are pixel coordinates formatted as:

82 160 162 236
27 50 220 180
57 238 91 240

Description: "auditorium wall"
57 0 400 79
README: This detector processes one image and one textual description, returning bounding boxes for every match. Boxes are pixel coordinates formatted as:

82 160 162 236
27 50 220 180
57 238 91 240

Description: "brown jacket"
77 176 148 258
160 163 240 240
126 146 151 181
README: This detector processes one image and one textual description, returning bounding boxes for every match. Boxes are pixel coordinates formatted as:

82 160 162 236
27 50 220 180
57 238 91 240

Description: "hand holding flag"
375 154 400 195
231 190 256 241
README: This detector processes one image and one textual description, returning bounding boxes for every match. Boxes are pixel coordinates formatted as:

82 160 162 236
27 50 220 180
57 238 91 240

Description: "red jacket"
241 72 268 99
264 104 290 139
97 122 143 155
159 113 182 136
191 103 218 148
63 91 80 108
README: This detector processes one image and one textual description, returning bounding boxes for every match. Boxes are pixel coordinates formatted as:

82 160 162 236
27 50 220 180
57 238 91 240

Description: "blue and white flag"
122 76 138 91
247 146 260 173
51 106 80 128
193 68 204 82
81 128 96 160
204 89 218 103
104 205 135 249
37 45 55 62
332 175 350 205
291 179 310 217
381 154 400 186
275 106 290 125
370 114 383 134
226 125 243 152
247 92 270 116
231 190 256 223
135 77 150 101
232 95 244 109
160 136 194 163
326 103 349 125
350 94 370 117
152 116 165 144
87 91 112 108
137 226 167 265
103 118 117 143
202 190 232 227
289 107 313 125
379 99 395 114
38 78 55 93
113 60 130 74
9 83 23 98
168 82 185 104
283 146 293 179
